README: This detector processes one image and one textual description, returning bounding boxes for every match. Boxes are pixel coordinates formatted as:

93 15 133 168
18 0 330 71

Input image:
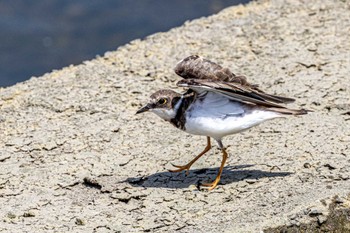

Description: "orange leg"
169 137 211 175
201 148 228 190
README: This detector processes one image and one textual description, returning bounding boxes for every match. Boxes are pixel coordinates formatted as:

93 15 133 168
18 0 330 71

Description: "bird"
136 55 308 190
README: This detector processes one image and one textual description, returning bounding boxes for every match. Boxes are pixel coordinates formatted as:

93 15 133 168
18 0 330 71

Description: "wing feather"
175 55 296 108
175 55 255 87
178 79 285 108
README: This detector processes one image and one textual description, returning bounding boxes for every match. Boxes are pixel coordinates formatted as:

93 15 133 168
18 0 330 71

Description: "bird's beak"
136 103 152 114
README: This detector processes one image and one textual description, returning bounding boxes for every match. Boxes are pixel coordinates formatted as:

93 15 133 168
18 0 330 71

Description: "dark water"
0 0 249 87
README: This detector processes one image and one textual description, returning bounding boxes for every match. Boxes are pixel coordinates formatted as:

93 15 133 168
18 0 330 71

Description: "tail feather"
267 107 311 115
265 94 296 104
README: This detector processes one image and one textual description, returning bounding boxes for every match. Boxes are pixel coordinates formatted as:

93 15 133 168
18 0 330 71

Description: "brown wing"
174 55 296 106
174 55 254 87
177 79 307 115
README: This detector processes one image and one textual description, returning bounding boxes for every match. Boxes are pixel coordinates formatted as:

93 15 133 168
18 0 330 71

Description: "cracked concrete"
1 0 350 232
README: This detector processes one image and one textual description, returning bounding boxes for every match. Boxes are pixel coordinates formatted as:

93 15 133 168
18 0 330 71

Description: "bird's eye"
158 98 167 105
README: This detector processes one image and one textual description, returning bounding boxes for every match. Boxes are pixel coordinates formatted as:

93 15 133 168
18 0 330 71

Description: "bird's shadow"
125 165 292 189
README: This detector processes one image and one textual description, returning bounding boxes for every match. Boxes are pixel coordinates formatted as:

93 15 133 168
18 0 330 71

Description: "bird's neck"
170 91 195 130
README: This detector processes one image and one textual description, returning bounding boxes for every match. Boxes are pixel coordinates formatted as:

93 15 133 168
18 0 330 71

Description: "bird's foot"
200 177 220 191
168 137 212 176
168 163 192 176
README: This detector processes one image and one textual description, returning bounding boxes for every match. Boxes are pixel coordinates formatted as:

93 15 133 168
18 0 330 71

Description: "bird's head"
136 89 182 121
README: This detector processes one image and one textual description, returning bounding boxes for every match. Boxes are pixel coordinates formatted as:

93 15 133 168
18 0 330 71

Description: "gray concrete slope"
1 0 350 232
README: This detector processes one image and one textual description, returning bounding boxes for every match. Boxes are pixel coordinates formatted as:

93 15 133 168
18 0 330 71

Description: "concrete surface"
1 0 350 232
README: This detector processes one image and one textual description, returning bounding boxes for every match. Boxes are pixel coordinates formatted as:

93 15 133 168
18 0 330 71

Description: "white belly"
185 110 280 140
183 93 281 140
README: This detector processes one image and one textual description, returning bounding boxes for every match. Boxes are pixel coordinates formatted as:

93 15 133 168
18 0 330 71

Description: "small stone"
317 215 327 225
307 43 318 52
189 184 198 191
75 218 85 225
308 205 329 217
309 209 322 217
334 196 345 204
110 192 131 203
289 219 299 226
43 140 58 151
246 179 257 184
324 163 336 170
303 163 311 168
7 212 16 219
23 211 35 217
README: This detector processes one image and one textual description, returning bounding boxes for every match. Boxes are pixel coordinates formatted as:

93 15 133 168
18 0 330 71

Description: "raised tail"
267 107 311 115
